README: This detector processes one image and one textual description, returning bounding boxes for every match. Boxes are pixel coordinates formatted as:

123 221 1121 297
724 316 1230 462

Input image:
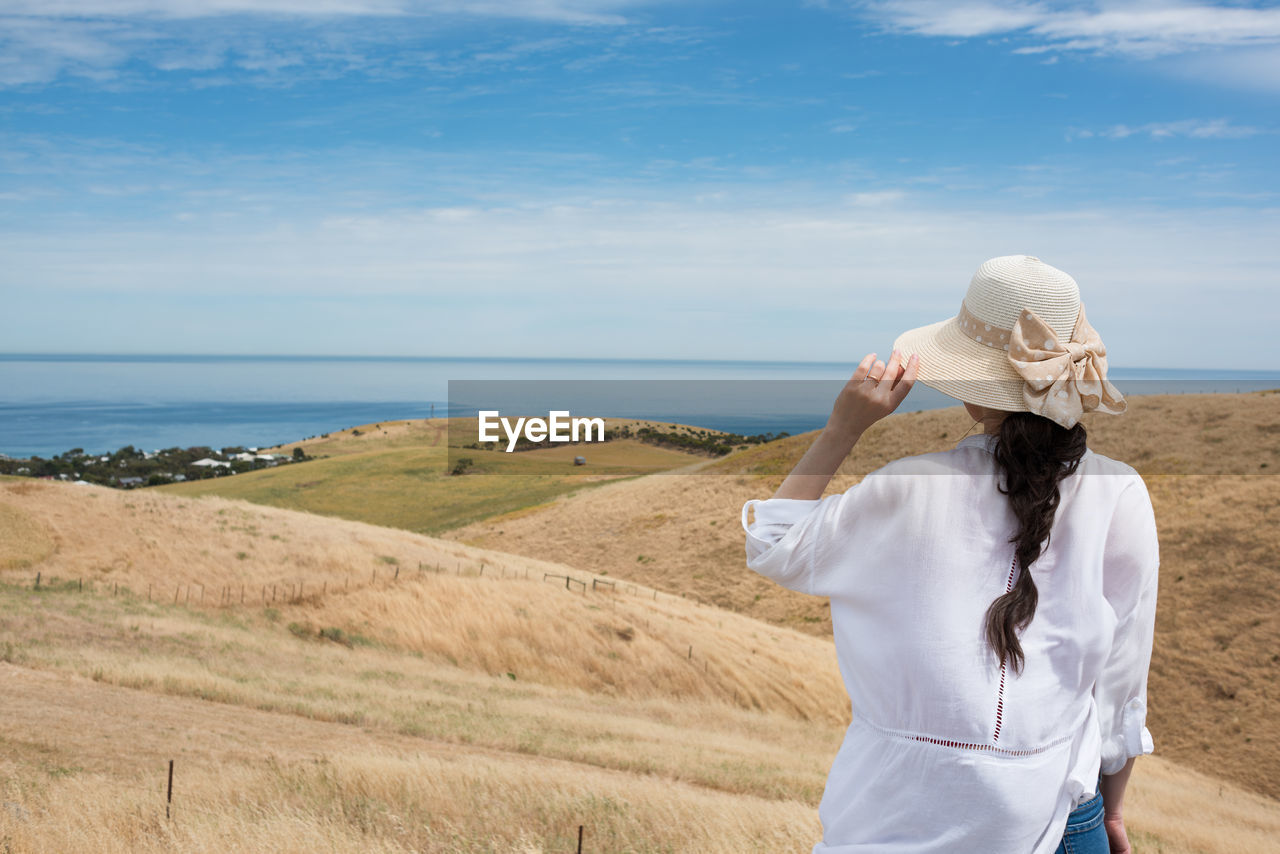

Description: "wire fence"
10 564 728 674
17 559 692 612
6 757 596 851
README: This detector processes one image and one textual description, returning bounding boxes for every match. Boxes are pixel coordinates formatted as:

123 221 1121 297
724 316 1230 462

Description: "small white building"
192 458 232 468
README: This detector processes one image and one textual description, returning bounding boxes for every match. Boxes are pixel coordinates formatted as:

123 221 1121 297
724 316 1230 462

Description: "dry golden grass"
267 416 446 458
0 754 821 854
0 579 1276 853
2 394 1278 851
0 495 54 569
0 662 823 854
0 587 840 803
447 392 1280 803
4 747 1275 854
1 476 533 607
296 575 846 723
0 477 845 724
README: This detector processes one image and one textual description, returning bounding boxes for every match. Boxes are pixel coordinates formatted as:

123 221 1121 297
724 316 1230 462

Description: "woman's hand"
1103 814 1131 854
826 350 919 441
771 350 919 501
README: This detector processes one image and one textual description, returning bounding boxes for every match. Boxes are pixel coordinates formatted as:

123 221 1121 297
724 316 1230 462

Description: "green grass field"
157 418 708 534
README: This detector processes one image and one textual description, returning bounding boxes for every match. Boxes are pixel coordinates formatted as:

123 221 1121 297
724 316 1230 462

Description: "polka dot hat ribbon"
956 301 1127 429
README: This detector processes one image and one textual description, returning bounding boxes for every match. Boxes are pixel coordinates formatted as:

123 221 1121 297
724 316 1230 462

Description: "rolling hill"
446 392 1280 802
156 417 723 534
2 475 1278 851
2 390 1278 851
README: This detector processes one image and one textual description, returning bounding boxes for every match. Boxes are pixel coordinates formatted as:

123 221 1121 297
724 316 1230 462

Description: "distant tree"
292 447 305 461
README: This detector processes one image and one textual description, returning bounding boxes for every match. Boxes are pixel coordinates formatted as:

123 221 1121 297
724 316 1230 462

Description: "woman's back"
742 431 1160 853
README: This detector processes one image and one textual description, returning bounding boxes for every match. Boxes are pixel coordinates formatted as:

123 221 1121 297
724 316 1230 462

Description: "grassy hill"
156 418 714 534
2 477 1278 851
446 392 1280 803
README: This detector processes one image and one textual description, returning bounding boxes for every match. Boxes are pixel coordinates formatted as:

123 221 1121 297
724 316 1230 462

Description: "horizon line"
3 351 1279 375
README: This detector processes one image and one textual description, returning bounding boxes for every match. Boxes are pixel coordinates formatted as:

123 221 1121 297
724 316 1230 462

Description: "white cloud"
1167 44 1280 93
3 192 1277 364
1069 118 1266 140
862 1 1280 55
845 189 905 205
0 0 665 86
0 1 641 25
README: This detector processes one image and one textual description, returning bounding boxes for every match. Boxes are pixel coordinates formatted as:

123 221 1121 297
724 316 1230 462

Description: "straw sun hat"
892 255 1127 430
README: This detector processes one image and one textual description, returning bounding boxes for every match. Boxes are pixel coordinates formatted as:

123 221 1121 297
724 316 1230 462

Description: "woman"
742 256 1158 853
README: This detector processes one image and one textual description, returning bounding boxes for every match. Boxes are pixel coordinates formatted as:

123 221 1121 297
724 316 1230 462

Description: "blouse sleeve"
1093 473 1161 775
741 483 865 597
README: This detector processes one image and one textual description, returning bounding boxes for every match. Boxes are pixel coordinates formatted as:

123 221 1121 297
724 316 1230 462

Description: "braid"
983 412 1088 674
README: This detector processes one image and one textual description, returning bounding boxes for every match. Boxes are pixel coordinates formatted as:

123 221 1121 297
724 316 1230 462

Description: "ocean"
2 353 1277 459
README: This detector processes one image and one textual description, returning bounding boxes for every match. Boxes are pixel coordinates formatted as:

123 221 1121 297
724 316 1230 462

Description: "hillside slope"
156 417 718 534
0 478 844 722
446 392 1280 801
2 477 1278 851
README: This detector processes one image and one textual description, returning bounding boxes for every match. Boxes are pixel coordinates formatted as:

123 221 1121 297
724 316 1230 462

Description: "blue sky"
1 1 1277 368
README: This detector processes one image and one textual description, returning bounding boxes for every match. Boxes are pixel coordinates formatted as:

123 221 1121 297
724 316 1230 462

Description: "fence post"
35 572 40 589
578 825 583 854
166 759 174 820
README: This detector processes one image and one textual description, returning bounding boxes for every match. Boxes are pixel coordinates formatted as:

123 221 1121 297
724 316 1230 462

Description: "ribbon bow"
1007 303 1126 429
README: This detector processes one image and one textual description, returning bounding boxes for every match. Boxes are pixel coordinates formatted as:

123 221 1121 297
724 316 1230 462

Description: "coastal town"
0 444 306 489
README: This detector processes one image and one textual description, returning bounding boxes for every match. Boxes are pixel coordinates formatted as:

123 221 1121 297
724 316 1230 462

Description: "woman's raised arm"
773 349 919 501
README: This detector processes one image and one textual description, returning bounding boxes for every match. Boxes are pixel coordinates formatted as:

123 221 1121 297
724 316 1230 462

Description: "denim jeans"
1054 783 1108 854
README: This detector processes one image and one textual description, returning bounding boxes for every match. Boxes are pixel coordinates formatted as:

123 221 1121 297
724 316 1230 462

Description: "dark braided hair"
983 411 1088 675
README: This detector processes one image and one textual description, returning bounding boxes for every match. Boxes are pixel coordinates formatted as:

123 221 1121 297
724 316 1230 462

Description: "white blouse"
742 431 1159 854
